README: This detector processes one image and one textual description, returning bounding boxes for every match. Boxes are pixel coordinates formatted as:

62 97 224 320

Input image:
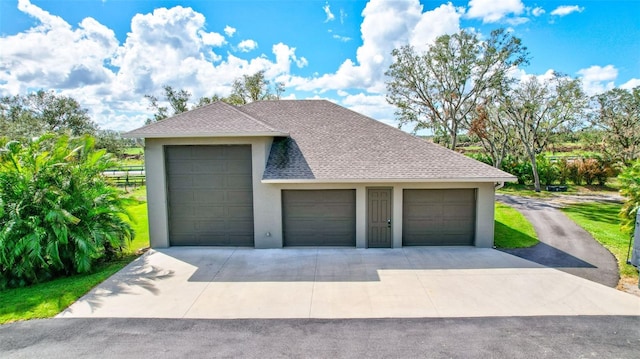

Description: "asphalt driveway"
497 194 621 287
3 316 640 358
58 247 640 319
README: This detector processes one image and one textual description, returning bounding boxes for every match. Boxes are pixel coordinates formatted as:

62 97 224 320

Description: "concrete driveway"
58 247 640 319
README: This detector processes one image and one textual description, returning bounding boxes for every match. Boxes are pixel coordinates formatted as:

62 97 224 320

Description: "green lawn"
123 147 144 156
0 257 134 324
498 182 620 198
494 202 539 248
561 202 637 279
0 187 149 324
498 183 560 198
125 186 149 253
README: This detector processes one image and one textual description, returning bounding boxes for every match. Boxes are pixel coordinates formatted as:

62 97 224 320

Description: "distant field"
123 147 144 156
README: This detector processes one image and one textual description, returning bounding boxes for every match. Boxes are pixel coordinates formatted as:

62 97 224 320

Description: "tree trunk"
529 152 541 192
450 122 458 150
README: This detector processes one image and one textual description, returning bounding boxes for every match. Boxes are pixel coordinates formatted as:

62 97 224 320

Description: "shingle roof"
124 101 288 138
239 100 515 182
125 99 515 182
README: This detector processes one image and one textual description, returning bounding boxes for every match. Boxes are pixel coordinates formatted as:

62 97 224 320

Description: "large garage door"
165 145 254 246
403 189 476 246
282 190 356 246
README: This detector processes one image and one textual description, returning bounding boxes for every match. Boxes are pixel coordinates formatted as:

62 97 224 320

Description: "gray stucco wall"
144 137 497 249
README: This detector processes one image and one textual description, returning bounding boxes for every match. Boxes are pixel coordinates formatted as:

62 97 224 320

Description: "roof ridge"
227 101 288 133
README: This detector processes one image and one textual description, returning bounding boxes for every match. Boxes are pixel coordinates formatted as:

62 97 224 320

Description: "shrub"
501 156 532 185
556 159 571 185
565 156 617 186
568 159 583 185
536 155 559 186
619 161 640 233
466 152 493 166
0 134 134 289
580 158 600 185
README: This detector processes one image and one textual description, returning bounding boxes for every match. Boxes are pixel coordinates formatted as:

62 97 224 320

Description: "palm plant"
0 134 133 289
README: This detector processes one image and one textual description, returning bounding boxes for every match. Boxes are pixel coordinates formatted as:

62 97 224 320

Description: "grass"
124 186 149 253
498 183 560 198
118 158 144 167
0 187 149 324
498 182 620 198
0 257 134 324
494 202 539 248
123 147 144 156
560 202 637 280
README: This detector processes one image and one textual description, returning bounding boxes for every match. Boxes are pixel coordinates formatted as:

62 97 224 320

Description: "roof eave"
122 131 290 138
261 176 518 184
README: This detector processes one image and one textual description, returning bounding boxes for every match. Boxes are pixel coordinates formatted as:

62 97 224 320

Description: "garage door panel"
445 190 475 202
403 189 476 246
226 206 253 218
190 191 225 204
192 160 226 173
166 145 254 246
165 146 192 160
226 175 253 188
169 161 195 173
225 146 252 159
168 190 196 204
283 190 355 246
227 160 253 174
225 191 252 204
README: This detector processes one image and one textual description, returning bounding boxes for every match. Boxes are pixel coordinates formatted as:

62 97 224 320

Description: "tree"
144 85 191 123
468 99 517 169
592 86 640 164
145 71 286 122
0 134 133 289
0 90 96 139
94 129 137 157
194 94 224 108
226 70 285 105
385 28 529 149
502 73 588 192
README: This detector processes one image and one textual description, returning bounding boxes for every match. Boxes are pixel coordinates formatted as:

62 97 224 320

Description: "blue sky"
1 0 638 130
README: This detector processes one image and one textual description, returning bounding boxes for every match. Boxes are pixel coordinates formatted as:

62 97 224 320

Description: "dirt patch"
617 277 640 297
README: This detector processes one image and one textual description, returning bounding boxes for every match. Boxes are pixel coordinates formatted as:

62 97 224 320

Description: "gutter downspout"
494 182 505 191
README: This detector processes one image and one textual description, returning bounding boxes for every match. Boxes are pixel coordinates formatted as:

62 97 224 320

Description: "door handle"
387 219 391 228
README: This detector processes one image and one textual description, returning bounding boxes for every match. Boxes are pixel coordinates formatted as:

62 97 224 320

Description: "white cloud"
577 65 618 95
410 3 463 52
466 0 525 23
110 6 221 95
237 39 258 52
550 5 584 16
323 1 335 22
0 0 118 96
621 78 640 90
531 7 545 16
340 9 347 24
332 34 352 42
1 1 309 130
224 25 236 37
199 30 225 46
292 0 462 94
340 92 397 126
269 43 308 77
17 0 70 30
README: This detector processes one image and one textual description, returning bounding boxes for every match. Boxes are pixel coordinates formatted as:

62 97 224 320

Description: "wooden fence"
103 166 145 188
